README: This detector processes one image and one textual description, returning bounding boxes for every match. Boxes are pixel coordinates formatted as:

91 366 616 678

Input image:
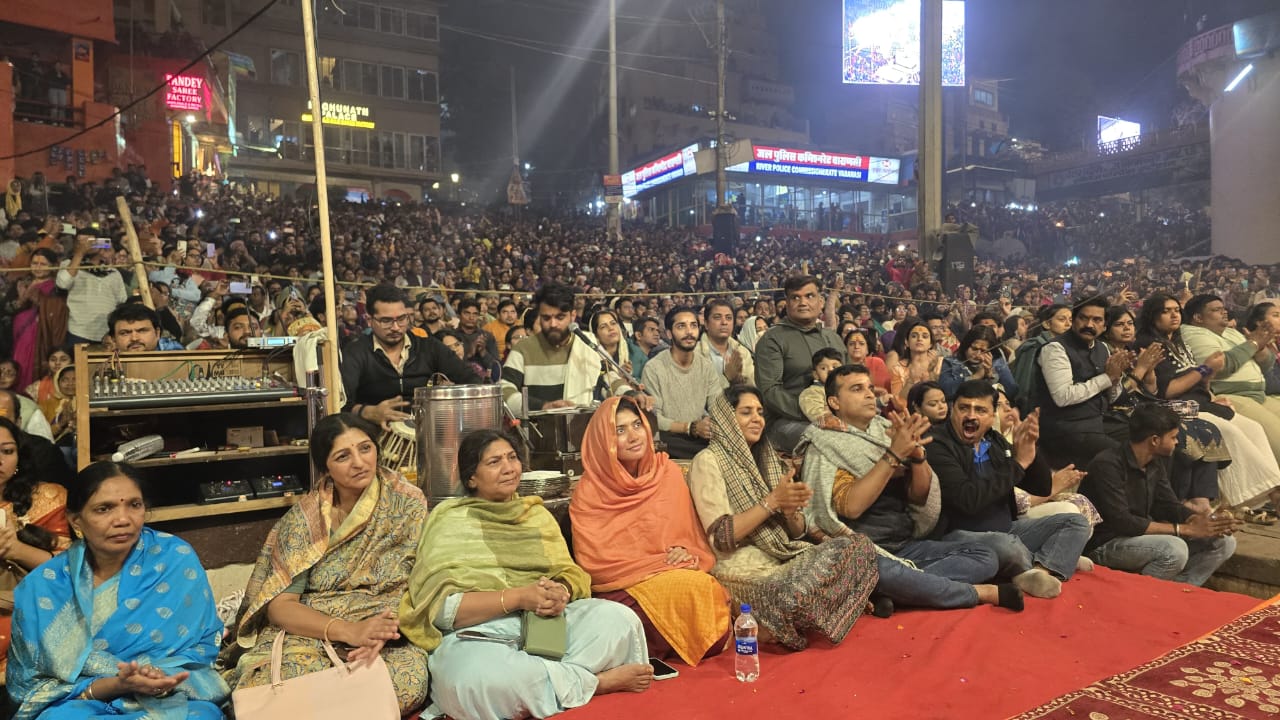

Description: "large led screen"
842 0 966 86
1097 116 1141 147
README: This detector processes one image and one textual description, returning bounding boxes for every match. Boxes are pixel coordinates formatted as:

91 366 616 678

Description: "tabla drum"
525 407 595 474
378 420 417 482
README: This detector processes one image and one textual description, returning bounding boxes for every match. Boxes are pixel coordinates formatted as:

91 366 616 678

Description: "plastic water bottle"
734 603 760 682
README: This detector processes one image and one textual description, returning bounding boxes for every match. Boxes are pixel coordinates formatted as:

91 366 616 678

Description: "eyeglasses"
371 314 414 328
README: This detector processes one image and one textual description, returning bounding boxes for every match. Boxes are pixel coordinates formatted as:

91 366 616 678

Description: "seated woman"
7 461 228 719
688 386 879 650
845 328 891 401
992 388 1100 530
25 348 72 424
400 430 652 720
1134 293 1280 515
221 413 430 714
889 318 943 410
0 416 72 678
906 381 949 426
938 326 1018 399
571 396 730 666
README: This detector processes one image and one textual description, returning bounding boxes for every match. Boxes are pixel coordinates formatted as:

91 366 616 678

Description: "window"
270 50 301 86
323 127 346 164
406 12 439 40
343 60 361 93
409 135 425 171
358 3 377 30
362 62 379 95
973 88 994 107
270 118 301 160
424 136 439 172
201 0 227 26
393 133 406 168
407 70 437 103
319 57 339 89
380 132 395 167
350 129 369 165
379 7 404 35
380 65 404 99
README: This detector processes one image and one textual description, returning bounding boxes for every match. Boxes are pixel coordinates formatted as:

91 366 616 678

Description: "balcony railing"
14 99 85 128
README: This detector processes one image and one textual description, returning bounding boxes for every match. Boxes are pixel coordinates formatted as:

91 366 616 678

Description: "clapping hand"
887 410 933 460
1133 343 1165 379
1051 464 1086 495
1012 409 1040 467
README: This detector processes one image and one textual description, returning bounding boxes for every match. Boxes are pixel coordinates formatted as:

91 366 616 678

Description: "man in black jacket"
1033 297 1132 468
340 285 481 429
1080 404 1239 586
929 381 1092 599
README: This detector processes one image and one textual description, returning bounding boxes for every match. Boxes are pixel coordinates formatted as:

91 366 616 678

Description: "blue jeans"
945 513 1092 581
1088 534 1237 587
875 554 981 609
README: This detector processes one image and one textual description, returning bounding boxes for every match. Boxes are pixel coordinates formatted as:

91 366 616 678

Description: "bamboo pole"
115 195 154 309
300 0 342 414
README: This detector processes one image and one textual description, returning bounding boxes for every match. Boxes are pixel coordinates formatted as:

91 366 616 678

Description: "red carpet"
1013 598 1280 719
567 568 1258 720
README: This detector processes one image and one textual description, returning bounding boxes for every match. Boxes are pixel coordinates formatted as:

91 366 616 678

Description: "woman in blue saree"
5 461 228 719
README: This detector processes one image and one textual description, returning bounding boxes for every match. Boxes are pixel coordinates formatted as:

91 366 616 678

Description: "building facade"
111 0 443 200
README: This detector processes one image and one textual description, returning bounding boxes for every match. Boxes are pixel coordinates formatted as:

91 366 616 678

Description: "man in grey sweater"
755 275 847 452
642 306 728 459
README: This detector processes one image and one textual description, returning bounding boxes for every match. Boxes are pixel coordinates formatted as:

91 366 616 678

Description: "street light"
431 182 440 189
450 173 460 184
523 162 531 171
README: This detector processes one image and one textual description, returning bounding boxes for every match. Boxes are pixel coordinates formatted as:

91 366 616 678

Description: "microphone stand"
571 326 652 396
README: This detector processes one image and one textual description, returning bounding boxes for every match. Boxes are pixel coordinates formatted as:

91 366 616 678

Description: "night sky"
442 0 1273 198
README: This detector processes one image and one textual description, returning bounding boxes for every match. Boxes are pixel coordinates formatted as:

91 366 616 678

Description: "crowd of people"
0 163 1278 717
952 198 1211 262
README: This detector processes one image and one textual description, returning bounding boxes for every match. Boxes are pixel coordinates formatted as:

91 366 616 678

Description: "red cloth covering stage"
567 568 1259 720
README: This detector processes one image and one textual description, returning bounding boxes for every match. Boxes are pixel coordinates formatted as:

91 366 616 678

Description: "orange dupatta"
570 397 716 592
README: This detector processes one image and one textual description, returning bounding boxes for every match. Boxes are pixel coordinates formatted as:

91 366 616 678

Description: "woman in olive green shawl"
400 429 652 720
219 413 431 713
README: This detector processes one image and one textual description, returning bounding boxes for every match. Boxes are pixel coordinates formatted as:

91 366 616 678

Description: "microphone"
569 322 594 345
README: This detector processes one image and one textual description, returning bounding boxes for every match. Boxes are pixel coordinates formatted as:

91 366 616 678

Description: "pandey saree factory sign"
164 74 208 111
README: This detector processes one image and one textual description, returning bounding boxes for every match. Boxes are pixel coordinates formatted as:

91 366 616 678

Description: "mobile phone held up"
649 657 679 681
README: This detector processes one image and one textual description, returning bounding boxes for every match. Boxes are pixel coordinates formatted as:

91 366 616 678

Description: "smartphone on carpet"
650 657 679 681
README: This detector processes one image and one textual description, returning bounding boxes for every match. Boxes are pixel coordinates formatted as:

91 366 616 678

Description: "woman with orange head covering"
571 396 731 666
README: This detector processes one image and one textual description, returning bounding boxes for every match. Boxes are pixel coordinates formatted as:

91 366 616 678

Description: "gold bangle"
83 681 96 701
322 617 339 644
499 590 508 614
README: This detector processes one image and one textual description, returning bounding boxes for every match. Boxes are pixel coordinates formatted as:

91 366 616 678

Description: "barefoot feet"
595 664 653 695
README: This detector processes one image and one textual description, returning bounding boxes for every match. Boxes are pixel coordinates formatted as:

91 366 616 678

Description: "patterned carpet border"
1012 600 1280 720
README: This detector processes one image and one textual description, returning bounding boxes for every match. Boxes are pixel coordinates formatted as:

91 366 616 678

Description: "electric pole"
918 0 943 254
714 0 728 211
606 0 621 241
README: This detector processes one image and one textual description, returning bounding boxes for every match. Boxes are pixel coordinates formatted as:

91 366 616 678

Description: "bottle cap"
740 603 751 613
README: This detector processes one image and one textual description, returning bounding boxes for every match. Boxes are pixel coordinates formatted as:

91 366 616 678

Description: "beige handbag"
231 630 400 720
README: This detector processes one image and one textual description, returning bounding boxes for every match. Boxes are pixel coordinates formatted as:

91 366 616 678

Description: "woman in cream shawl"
572 396 730 666
219 413 430 714
688 385 879 650
400 429 651 720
